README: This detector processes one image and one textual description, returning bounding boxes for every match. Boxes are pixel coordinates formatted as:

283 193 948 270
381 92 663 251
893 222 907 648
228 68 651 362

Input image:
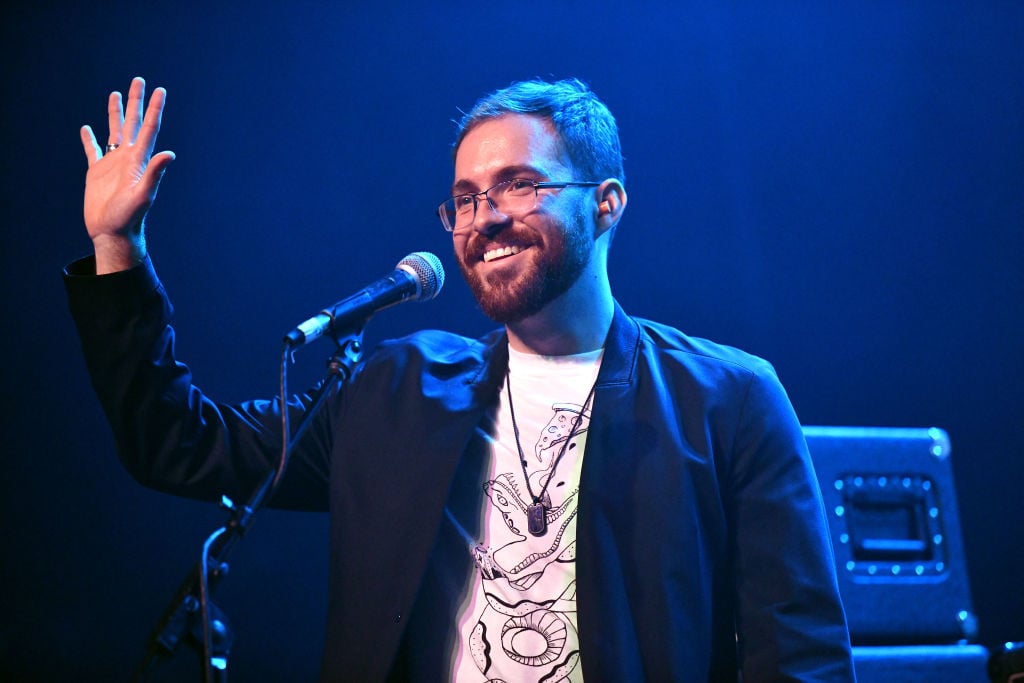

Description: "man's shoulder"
632 316 776 379
364 327 504 378
377 327 500 357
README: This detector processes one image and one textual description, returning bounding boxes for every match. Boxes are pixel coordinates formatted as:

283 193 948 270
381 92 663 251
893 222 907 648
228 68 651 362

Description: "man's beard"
458 213 592 324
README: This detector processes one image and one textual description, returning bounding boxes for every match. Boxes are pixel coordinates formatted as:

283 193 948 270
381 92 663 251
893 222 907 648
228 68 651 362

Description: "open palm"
80 77 175 272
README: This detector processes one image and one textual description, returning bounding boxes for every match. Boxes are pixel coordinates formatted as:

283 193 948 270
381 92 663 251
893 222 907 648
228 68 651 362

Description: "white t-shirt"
447 345 603 682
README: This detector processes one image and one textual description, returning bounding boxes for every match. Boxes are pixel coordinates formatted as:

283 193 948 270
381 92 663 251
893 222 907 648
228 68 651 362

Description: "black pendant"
527 502 548 536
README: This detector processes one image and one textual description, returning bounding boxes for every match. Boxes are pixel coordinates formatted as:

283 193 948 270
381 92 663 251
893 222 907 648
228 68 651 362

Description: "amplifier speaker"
803 426 978 646
851 644 990 682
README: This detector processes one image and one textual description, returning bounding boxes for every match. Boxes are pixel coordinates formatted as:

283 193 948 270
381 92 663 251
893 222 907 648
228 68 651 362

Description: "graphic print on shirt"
467 401 592 682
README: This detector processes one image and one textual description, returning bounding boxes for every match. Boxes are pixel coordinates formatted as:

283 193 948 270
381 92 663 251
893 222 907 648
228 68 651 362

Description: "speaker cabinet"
803 426 978 645
852 644 990 682
804 427 989 682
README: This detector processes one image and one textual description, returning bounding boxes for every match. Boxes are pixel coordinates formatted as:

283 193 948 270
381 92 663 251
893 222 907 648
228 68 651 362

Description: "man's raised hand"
80 77 175 273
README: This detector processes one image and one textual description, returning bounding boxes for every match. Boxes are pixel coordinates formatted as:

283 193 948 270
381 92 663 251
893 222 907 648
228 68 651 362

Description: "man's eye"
454 195 475 209
508 179 534 193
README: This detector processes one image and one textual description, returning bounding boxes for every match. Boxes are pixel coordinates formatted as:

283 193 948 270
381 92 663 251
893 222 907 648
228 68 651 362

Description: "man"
67 76 855 681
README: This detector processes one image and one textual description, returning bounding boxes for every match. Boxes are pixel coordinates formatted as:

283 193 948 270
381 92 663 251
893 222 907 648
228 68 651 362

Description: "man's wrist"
92 233 147 275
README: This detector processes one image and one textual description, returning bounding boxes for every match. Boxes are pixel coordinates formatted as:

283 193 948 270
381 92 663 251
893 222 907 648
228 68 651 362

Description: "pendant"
527 502 548 536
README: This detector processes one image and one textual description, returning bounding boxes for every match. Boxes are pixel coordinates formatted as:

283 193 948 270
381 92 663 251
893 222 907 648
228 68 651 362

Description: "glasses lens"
505 179 537 197
439 199 461 231
492 179 536 215
439 200 454 231
439 179 538 232
443 195 478 231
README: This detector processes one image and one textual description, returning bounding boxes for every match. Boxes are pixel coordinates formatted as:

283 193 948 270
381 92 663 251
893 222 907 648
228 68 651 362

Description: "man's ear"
595 179 627 237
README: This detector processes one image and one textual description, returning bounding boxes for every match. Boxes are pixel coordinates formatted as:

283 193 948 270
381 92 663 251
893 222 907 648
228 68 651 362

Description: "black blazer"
66 255 855 681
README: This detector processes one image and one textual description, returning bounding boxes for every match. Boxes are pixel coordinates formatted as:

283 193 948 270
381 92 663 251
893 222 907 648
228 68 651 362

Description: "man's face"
451 114 594 323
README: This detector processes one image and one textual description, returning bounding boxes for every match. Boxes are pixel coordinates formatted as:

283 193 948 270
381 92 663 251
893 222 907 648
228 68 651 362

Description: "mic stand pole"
131 333 365 682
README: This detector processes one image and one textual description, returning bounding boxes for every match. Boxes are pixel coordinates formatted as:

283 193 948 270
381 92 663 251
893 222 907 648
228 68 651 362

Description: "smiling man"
66 77 855 681
448 113 618 352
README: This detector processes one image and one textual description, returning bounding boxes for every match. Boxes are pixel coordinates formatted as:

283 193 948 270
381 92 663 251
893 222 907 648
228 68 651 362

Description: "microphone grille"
397 251 445 301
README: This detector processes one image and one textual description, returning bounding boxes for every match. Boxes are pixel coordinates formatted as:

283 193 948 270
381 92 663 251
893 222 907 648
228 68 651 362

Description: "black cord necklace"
505 365 599 537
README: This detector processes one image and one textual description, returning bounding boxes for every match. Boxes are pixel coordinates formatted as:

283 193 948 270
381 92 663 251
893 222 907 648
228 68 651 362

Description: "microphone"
284 252 445 348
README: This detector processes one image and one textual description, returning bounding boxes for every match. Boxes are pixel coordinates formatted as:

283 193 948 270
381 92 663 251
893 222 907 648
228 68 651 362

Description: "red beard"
457 219 592 323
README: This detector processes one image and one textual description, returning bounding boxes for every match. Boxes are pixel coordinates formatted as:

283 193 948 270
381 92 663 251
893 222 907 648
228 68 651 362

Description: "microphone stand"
131 330 365 682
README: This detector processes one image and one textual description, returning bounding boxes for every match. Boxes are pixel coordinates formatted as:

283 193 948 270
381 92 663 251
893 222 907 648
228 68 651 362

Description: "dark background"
2 1 1021 680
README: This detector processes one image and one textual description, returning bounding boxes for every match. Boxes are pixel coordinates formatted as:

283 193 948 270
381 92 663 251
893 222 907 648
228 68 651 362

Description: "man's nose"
472 194 510 234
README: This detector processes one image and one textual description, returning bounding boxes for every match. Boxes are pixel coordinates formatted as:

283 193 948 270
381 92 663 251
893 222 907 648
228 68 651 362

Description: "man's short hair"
453 78 625 185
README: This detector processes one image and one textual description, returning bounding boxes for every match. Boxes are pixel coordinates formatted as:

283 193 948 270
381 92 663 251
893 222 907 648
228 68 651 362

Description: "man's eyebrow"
450 165 548 195
450 179 477 195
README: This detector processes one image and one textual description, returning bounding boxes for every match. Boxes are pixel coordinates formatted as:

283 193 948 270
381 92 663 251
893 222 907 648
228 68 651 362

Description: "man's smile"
482 244 525 263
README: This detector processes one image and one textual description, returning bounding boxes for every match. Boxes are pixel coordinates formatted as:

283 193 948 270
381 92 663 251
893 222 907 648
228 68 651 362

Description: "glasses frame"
437 178 601 232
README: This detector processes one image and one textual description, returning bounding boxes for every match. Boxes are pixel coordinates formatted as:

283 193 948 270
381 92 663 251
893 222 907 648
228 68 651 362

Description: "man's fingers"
142 150 176 193
124 77 146 144
137 150 176 208
106 91 124 147
80 125 102 164
136 87 167 158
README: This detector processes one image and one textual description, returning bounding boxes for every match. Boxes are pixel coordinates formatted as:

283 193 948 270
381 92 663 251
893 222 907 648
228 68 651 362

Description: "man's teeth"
483 245 523 262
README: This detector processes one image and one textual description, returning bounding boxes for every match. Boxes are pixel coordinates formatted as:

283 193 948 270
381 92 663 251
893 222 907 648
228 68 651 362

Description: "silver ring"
105 143 120 152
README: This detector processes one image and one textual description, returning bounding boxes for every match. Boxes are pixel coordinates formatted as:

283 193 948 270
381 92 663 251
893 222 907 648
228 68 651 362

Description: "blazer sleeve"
729 364 856 681
64 255 333 511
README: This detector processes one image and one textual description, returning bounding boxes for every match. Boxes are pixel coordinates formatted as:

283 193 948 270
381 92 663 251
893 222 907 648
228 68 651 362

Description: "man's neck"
505 284 614 356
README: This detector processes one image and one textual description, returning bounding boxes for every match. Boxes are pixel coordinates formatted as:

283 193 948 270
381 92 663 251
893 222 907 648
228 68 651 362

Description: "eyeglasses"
437 178 601 232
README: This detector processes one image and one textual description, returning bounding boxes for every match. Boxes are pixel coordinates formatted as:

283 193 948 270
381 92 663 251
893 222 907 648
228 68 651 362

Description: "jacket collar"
472 300 641 390
595 301 641 388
